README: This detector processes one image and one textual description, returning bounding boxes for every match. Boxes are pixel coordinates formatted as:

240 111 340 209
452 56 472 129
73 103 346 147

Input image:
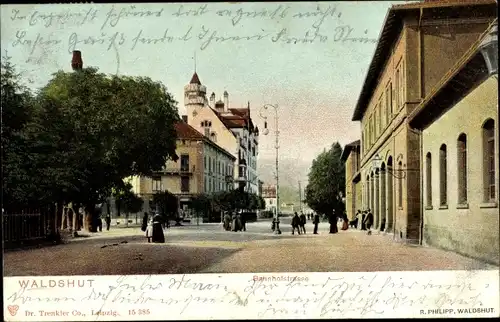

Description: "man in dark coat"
223 212 231 231
152 213 165 243
361 211 367 230
313 213 320 234
329 211 338 234
363 209 374 235
291 212 301 235
299 212 306 234
105 214 111 231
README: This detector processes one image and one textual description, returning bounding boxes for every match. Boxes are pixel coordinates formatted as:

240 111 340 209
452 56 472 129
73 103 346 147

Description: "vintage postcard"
2 0 499 320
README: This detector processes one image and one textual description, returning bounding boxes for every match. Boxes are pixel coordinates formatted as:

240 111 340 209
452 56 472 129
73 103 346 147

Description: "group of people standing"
291 212 323 235
353 209 383 235
142 212 167 243
223 211 246 232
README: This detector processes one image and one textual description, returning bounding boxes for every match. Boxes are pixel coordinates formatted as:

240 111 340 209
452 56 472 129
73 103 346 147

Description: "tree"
304 142 345 230
13 66 179 232
113 183 143 227
190 193 212 222
1 59 37 209
153 191 179 225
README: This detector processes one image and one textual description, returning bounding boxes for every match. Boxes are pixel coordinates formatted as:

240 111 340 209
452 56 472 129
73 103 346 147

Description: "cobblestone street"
4 220 497 276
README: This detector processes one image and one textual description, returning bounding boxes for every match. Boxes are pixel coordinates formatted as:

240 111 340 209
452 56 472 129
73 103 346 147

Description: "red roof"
229 108 249 118
174 122 204 139
190 72 201 85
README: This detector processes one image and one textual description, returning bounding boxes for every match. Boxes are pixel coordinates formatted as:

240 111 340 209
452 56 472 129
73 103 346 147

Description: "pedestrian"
380 217 386 232
152 213 165 243
329 211 338 234
361 211 367 230
240 211 246 232
141 212 148 232
363 209 374 235
307 213 310 221
313 213 319 234
97 215 103 232
105 214 111 231
291 212 301 235
145 217 153 243
299 212 306 234
341 211 349 231
231 212 240 232
236 212 243 232
223 212 231 231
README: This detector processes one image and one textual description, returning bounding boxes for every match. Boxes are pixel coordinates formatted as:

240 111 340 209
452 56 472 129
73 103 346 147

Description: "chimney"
71 50 83 71
210 92 216 106
223 91 229 111
182 115 188 123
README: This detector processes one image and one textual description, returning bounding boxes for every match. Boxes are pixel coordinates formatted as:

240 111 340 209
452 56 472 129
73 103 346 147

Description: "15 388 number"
129 309 151 315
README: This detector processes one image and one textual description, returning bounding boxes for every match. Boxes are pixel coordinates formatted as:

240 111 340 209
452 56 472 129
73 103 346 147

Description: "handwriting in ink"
215 4 290 26
292 4 343 29
12 30 62 59
68 32 126 53
101 5 164 30
130 27 193 50
172 4 209 17
198 25 272 50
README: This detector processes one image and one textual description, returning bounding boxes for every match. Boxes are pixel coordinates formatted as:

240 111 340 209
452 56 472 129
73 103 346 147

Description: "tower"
184 72 207 124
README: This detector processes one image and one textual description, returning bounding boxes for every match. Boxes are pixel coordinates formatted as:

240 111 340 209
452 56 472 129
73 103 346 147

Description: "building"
183 72 260 194
261 184 277 213
128 121 236 214
341 140 362 221
408 22 499 264
350 0 497 244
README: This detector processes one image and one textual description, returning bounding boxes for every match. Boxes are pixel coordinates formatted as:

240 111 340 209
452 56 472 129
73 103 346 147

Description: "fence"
3 210 49 245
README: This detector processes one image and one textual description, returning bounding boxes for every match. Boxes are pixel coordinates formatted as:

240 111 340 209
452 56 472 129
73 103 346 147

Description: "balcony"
155 165 195 175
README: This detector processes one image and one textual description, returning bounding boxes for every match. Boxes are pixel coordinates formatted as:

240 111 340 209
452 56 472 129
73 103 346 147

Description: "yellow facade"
186 106 239 181
353 3 496 243
129 135 235 212
421 76 499 264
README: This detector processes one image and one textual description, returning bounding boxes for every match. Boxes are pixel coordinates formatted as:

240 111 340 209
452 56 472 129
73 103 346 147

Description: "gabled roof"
174 121 236 160
175 122 204 140
190 72 201 85
408 21 494 129
351 0 497 121
341 140 361 162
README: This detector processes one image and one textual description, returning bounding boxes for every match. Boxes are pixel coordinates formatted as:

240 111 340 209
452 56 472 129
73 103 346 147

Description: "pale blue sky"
1 1 410 183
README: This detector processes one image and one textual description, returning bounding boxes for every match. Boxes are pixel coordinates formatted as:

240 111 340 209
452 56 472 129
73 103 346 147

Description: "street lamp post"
260 104 282 234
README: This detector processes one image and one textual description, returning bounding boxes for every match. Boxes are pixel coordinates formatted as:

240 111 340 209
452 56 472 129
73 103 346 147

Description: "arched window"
457 134 467 204
426 152 432 207
483 119 496 202
398 161 403 208
439 144 447 206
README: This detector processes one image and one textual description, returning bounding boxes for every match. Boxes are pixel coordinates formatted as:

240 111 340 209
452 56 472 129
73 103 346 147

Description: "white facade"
184 72 260 194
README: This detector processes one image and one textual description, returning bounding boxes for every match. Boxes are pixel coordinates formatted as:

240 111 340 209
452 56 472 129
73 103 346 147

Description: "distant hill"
257 157 311 209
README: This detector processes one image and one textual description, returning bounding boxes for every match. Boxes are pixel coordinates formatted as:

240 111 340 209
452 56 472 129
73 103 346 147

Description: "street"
4 218 497 276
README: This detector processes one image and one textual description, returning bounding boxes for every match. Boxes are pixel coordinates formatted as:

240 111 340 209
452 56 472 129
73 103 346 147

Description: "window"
483 119 496 202
398 161 403 208
386 84 392 124
374 108 378 138
426 152 432 207
181 176 189 192
457 134 467 204
395 69 400 110
180 154 189 172
211 132 217 142
204 177 207 192
400 63 405 107
439 144 447 206
380 101 385 130
152 176 162 192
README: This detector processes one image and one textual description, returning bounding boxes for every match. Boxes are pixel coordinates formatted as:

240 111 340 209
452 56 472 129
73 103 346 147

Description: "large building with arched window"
349 0 498 264
409 25 498 264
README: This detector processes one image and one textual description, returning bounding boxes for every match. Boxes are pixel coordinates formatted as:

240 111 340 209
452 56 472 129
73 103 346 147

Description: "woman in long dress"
145 217 153 243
